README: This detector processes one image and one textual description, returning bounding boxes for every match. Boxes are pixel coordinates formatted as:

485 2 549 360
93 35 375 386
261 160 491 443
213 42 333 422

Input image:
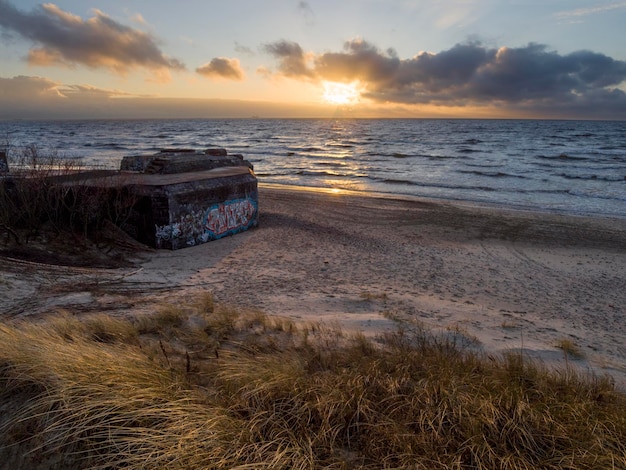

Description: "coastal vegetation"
0 145 135 248
1 295 625 469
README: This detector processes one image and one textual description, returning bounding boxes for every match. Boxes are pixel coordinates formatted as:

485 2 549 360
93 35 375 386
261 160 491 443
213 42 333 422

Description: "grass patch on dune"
555 338 586 360
1 298 625 469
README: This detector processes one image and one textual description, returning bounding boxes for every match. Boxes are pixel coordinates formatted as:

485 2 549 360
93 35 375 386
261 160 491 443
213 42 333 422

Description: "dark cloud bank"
264 39 626 119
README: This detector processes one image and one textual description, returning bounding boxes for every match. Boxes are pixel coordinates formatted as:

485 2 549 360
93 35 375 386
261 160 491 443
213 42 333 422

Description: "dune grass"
555 338 586 360
1 297 625 469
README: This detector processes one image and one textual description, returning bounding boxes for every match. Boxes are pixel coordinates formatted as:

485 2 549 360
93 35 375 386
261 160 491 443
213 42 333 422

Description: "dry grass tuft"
555 338 586 360
1 295 625 469
360 291 388 301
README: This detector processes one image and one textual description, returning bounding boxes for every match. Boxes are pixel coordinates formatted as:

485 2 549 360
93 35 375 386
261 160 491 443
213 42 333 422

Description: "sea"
1 118 625 218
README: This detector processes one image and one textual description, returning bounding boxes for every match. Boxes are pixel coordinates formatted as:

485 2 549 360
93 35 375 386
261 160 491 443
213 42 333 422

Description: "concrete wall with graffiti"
155 196 258 249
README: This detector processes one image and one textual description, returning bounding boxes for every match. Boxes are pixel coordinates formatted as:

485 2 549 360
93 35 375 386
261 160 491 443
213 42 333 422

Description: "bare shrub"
0 145 137 246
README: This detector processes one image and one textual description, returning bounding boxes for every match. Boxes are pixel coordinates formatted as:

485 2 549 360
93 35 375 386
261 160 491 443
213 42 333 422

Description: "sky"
1 0 626 120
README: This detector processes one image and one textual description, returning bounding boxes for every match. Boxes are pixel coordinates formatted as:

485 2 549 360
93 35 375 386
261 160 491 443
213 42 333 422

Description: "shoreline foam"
260 182 626 221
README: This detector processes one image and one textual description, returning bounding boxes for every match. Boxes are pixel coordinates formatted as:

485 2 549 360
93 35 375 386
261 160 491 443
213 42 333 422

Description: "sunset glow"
322 81 360 105
0 0 624 119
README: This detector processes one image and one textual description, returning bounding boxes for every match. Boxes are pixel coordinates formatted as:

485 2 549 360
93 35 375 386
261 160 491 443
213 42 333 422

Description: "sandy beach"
2 185 625 387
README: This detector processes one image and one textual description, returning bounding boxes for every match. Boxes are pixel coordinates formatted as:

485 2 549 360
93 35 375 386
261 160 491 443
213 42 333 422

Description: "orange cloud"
0 0 185 75
0 75 63 101
0 75 145 119
0 75 135 101
196 58 245 81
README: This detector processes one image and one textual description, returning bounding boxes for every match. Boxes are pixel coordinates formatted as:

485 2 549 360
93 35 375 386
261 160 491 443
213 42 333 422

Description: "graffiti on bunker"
155 197 257 248
204 198 257 238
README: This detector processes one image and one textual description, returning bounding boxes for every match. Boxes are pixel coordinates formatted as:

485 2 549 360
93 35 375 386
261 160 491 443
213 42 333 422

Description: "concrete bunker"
109 148 258 249
2 148 258 250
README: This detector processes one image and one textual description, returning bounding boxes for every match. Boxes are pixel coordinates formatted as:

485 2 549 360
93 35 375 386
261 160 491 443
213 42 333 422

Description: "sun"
322 81 360 105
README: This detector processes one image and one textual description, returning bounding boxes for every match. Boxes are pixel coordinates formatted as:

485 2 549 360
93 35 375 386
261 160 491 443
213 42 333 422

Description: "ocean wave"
90 143 130 150
536 153 590 161
459 170 526 179
568 188 626 202
377 178 499 192
295 169 364 177
256 172 296 177
591 164 626 171
327 144 354 149
599 145 626 151
548 134 573 140
380 178 419 185
559 173 626 182
370 177 593 199
320 161 353 167
293 147 325 153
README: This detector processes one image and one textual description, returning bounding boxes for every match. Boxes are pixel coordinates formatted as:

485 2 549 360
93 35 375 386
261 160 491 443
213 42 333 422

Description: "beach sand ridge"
1 186 625 387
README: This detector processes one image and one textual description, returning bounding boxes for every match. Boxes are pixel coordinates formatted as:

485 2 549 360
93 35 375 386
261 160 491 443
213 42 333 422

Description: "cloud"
314 39 401 84
57 83 135 99
262 38 626 118
196 57 245 80
234 41 254 56
0 75 134 101
296 1 315 25
127 11 147 25
262 40 316 79
0 75 63 101
0 0 185 75
0 75 145 119
556 1 626 20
